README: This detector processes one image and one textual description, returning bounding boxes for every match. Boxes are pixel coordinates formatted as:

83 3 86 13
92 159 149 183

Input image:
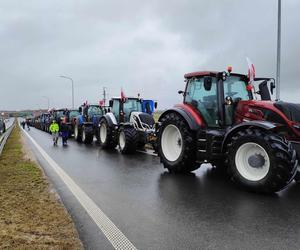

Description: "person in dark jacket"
60 118 69 146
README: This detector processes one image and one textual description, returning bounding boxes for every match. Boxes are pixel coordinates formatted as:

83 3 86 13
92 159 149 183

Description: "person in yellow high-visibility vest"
49 120 59 146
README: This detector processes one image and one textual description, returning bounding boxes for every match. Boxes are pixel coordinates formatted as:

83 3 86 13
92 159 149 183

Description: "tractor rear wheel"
99 118 116 149
227 128 297 193
118 126 138 154
158 112 198 173
82 126 93 144
74 124 82 142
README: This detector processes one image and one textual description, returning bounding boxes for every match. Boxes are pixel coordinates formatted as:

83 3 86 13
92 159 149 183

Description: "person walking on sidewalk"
50 120 59 146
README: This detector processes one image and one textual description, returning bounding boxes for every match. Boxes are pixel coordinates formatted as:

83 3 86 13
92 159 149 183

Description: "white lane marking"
22 128 138 250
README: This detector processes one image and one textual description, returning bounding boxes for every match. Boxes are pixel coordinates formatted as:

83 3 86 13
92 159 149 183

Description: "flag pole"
276 0 281 100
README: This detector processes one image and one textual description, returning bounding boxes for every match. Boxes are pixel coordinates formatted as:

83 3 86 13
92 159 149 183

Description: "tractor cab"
109 97 143 123
68 109 80 123
183 71 252 128
78 104 104 122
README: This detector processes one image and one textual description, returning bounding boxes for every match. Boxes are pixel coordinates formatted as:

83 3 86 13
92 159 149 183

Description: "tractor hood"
274 101 300 123
236 100 300 123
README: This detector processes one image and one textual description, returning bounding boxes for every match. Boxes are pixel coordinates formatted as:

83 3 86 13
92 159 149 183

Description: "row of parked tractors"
31 97 158 154
29 67 300 194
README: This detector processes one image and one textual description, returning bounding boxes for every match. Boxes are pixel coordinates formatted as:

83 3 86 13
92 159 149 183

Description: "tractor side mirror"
270 81 276 95
178 90 184 95
154 101 158 109
204 77 212 91
258 81 271 100
109 100 113 107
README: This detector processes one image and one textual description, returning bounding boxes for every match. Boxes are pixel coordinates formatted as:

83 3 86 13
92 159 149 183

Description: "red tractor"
157 68 300 193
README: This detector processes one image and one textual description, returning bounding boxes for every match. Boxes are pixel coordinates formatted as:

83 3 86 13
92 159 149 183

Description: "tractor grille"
138 113 155 127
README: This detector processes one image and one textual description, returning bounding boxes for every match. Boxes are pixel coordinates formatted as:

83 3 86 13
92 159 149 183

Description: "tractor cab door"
111 99 121 123
223 76 251 125
185 77 220 127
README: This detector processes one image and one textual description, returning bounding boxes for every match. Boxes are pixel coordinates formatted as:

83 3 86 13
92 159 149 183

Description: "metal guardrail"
0 120 16 155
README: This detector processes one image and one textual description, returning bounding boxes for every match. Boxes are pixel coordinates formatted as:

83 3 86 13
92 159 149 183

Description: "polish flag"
121 88 126 102
99 100 105 107
246 57 256 82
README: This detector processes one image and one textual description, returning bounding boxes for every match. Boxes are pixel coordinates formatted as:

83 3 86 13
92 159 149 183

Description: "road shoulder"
0 125 83 249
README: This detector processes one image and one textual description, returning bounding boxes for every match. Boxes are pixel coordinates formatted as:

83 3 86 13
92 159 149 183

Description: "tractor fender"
101 113 117 127
158 108 201 131
221 120 281 152
120 123 134 129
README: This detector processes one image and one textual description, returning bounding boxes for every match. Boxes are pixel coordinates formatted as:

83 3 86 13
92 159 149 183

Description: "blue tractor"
74 104 105 144
141 99 157 115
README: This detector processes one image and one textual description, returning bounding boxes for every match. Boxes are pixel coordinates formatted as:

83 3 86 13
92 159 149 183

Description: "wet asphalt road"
22 126 300 250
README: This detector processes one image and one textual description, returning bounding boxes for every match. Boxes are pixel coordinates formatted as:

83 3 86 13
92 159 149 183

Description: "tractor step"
197 129 225 161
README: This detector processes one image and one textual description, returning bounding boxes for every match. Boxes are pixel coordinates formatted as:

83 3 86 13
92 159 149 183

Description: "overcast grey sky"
0 0 299 110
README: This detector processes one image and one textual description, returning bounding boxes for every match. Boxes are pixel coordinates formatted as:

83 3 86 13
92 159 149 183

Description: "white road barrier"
22 128 138 250
0 120 15 155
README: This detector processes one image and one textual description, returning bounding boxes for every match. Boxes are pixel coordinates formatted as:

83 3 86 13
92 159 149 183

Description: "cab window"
223 76 250 101
112 99 120 121
185 77 219 127
123 99 142 121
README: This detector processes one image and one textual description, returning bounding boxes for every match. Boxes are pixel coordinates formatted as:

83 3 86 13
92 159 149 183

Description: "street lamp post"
42 96 50 109
60 75 74 109
276 0 281 100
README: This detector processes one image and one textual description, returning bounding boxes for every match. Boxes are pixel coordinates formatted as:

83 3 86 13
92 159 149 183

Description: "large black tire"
157 112 198 173
74 124 82 142
99 118 116 149
295 169 300 183
82 126 93 144
226 128 297 193
118 126 138 154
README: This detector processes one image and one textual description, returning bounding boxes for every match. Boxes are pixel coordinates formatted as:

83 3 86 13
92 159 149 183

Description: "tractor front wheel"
227 128 297 193
99 118 116 149
158 112 198 173
82 126 93 144
118 126 138 154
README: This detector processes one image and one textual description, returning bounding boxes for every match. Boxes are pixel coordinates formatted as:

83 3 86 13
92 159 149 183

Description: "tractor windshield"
88 106 102 116
124 99 142 113
56 111 65 120
223 76 250 101
69 110 80 119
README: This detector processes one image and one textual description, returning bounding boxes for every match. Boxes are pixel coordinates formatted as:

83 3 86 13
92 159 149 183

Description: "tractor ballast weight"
157 69 299 193
99 97 157 153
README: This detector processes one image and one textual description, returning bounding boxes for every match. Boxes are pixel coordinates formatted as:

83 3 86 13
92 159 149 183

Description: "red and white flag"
246 57 256 82
99 100 105 107
121 88 126 102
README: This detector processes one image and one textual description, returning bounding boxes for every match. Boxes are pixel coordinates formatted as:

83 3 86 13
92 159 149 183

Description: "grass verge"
0 125 82 249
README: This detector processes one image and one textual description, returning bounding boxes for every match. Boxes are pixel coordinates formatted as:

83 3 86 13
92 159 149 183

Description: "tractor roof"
184 71 247 79
184 71 218 78
111 97 140 100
